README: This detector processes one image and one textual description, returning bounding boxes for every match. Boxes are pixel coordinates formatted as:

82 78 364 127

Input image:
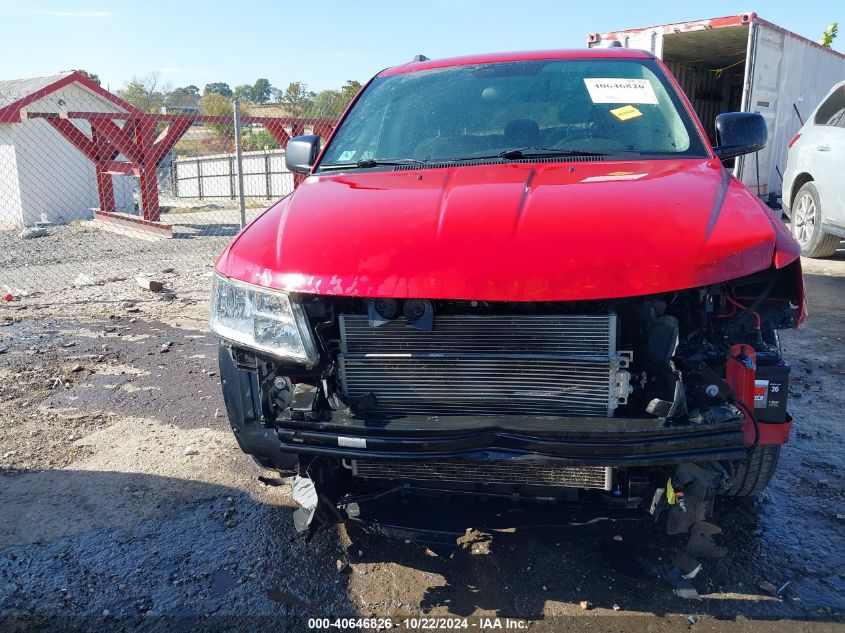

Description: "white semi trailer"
588 12 845 203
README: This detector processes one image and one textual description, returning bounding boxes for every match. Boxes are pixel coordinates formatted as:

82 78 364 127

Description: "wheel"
791 182 841 258
723 445 781 497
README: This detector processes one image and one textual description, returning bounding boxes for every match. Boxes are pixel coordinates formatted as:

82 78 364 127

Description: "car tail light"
788 133 801 149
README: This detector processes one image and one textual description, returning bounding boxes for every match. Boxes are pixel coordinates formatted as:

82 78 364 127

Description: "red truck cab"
211 49 803 540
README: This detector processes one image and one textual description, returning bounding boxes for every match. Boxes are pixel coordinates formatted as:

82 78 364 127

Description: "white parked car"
782 81 845 258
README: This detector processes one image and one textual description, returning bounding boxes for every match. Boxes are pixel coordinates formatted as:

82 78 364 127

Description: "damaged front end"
214 260 803 540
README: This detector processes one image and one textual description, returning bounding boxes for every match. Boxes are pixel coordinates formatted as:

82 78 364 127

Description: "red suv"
211 49 804 539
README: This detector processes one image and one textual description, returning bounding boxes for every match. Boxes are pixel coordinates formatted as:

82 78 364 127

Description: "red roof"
379 48 653 77
0 71 139 124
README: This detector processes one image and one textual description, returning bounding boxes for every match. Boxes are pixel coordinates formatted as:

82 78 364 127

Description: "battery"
754 361 790 423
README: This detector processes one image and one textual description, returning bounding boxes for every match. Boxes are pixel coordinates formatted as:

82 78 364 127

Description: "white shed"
0 72 134 228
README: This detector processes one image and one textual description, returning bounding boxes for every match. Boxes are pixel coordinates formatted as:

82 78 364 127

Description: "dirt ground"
1 251 844 632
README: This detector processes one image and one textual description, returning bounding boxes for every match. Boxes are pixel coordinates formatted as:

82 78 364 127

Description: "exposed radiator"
338 313 630 417
349 459 613 490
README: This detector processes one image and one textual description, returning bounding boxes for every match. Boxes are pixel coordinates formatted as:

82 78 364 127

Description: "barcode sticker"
584 78 658 104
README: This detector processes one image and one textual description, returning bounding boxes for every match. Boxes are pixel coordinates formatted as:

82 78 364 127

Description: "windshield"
319 58 708 169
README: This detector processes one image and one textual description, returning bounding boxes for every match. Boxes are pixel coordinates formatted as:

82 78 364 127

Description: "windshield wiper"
496 148 611 159
357 158 430 168
320 158 429 170
319 149 612 171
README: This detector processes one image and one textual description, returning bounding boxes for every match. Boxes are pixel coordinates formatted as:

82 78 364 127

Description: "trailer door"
742 22 845 201
737 22 785 198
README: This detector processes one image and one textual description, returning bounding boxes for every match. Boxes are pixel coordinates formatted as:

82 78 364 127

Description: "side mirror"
285 135 321 175
714 112 767 160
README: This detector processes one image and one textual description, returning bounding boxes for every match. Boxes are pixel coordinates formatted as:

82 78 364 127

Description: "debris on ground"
456 528 493 555
183 447 199 456
579 600 591 610
291 475 319 533
72 273 98 287
256 475 287 487
136 275 165 292
659 565 701 600
673 551 703 580
19 227 48 239
758 580 779 596
686 521 728 558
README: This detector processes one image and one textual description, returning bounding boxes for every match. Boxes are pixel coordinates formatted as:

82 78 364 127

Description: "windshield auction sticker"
584 78 658 104
609 104 643 121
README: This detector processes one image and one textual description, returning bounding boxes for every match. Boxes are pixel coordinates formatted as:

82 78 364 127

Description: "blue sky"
1 0 842 92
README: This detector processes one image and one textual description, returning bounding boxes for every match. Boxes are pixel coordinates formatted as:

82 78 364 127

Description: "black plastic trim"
220 344 746 468
273 426 746 467
219 343 298 471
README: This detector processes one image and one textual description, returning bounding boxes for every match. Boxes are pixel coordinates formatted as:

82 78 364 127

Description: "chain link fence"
0 73 338 298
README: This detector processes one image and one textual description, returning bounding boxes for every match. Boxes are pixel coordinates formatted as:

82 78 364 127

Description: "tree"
118 73 168 113
242 128 279 151
172 84 199 97
233 84 253 102
204 82 232 97
820 22 839 48
340 79 363 104
73 69 101 85
278 81 314 117
200 91 251 140
306 80 362 118
311 89 344 118
200 92 234 137
252 78 272 104
167 85 200 112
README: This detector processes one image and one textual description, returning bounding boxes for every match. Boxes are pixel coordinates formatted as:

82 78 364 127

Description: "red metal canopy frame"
0 72 334 235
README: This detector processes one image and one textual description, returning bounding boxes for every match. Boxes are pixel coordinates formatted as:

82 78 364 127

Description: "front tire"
724 445 781 497
791 182 840 258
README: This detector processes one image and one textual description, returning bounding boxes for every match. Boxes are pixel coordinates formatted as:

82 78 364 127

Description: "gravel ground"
0 209 262 294
0 246 843 632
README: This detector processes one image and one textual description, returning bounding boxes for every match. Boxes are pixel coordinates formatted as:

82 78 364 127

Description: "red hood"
218 158 799 301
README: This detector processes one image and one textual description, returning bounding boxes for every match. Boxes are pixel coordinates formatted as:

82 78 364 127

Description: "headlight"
210 274 319 365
